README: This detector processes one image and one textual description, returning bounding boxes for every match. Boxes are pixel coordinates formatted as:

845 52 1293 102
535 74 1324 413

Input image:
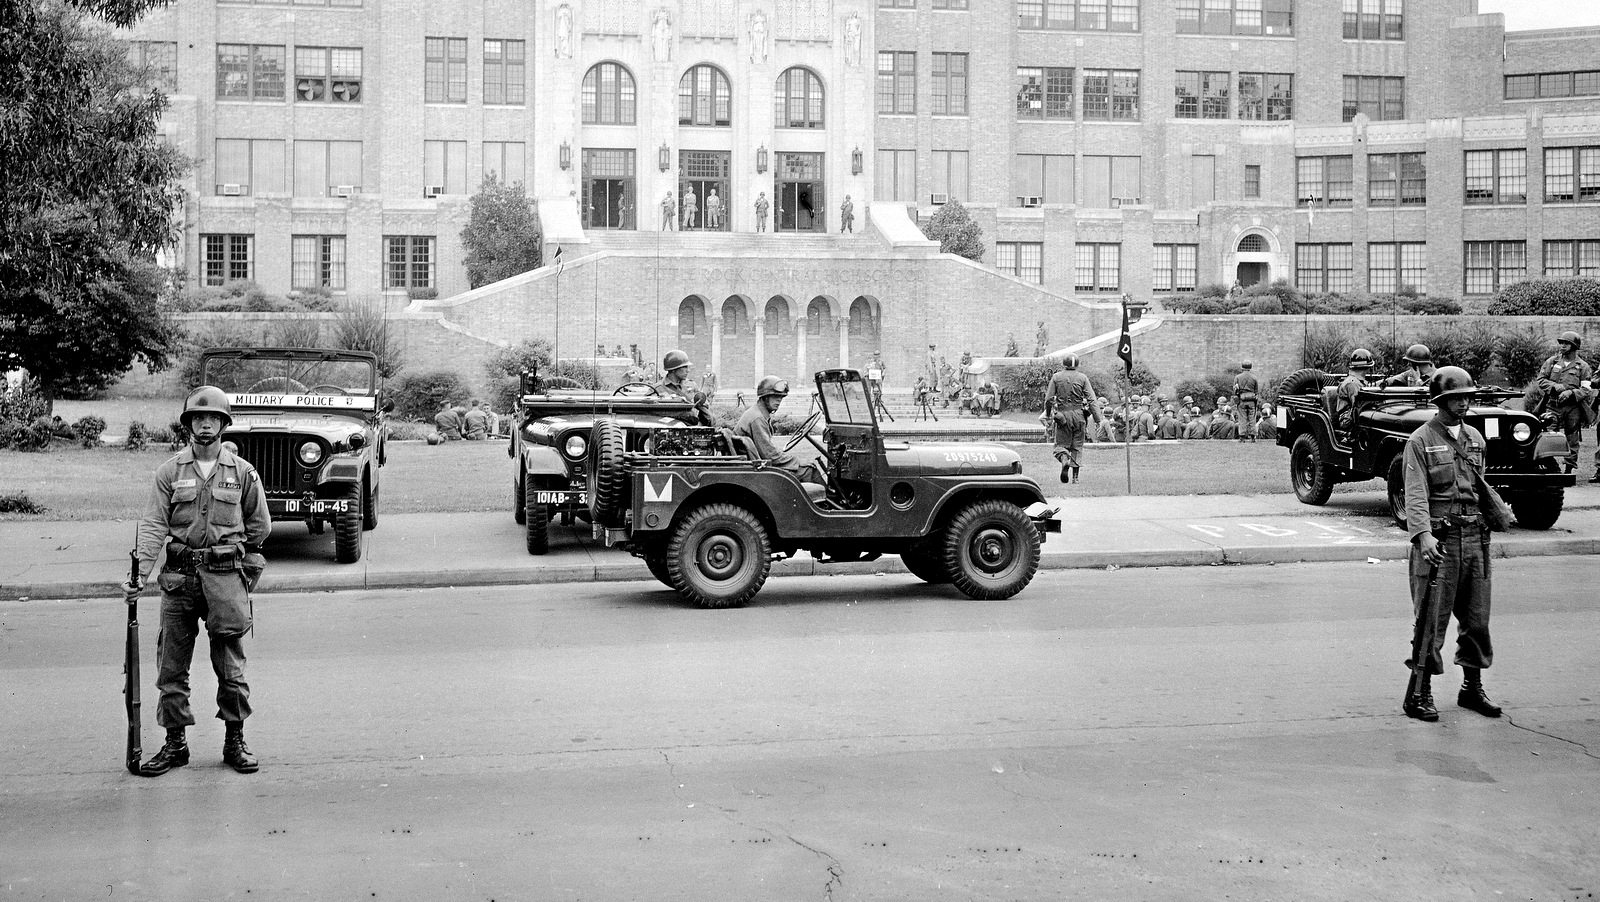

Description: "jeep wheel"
644 553 673 587
901 539 951 584
514 472 527 525
362 474 379 531
1385 455 1406 527
588 418 627 527
525 491 550 555
1290 433 1336 506
942 501 1039 600
1511 490 1563 530
1278 367 1326 398
334 483 363 563
665 504 771 608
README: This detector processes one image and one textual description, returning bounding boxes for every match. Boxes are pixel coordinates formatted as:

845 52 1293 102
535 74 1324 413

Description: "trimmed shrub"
73 415 107 449
1246 293 1283 314
998 361 1056 411
0 491 46 515
390 370 472 421
0 375 49 426
125 421 149 452
1401 295 1463 315
15 417 55 451
1487 278 1600 316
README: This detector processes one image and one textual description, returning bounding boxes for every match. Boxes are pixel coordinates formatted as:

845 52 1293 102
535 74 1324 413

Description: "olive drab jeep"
200 348 391 562
583 368 1061 608
1274 367 1575 529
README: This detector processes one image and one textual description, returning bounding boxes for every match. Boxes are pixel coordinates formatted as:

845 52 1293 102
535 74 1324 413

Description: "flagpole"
553 244 564 371
1118 294 1134 495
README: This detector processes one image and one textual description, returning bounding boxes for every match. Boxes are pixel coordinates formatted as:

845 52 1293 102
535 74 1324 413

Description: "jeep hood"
227 412 368 440
883 441 1022 476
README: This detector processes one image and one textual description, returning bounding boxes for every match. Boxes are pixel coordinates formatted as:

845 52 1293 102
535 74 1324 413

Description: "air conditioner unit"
332 185 356 198
220 183 244 196
424 186 443 198
1021 196 1043 208
1111 196 1142 207
930 193 949 205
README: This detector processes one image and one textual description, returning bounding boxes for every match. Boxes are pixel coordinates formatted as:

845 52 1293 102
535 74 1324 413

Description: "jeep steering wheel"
782 410 826 454
306 384 349 395
246 377 307 393
613 381 660 397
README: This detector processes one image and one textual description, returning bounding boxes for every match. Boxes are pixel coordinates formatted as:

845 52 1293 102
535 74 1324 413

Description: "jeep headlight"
564 434 588 458
298 441 324 466
1511 422 1531 443
346 432 365 451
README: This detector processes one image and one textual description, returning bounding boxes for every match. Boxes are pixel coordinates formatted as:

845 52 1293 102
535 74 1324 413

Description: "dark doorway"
679 150 730 231
582 149 635 230
777 152 825 232
1236 262 1267 288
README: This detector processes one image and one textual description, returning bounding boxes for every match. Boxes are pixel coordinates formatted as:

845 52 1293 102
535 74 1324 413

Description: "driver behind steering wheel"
735 376 825 485
653 349 713 426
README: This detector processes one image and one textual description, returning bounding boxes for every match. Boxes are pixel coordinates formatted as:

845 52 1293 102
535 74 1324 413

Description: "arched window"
721 299 747 335
764 298 789 333
848 297 877 336
1238 234 1268 253
582 62 636 125
774 67 824 129
806 298 832 335
678 298 705 336
679 65 731 127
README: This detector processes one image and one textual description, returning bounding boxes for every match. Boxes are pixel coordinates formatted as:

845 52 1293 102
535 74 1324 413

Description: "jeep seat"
1321 385 1341 422
718 428 758 460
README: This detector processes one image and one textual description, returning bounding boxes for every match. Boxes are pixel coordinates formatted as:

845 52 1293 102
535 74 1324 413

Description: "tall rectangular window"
1544 146 1600 202
214 139 285 195
932 150 971 203
1074 244 1121 292
1154 245 1199 292
996 243 1044 284
202 234 254 286
1342 75 1404 121
875 149 917 202
1082 155 1141 207
877 52 916 114
1296 244 1353 293
1368 242 1426 294
1012 154 1073 206
483 39 526 105
1019 0 1137 30
293 140 362 197
1179 0 1293 35
931 53 968 115
1237 72 1292 120
384 236 435 289
1367 152 1425 205
1544 240 1600 278
483 141 526 187
1016 66 1073 120
1464 149 1527 205
217 44 285 100
294 47 362 103
1464 241 1525 294
128 41 178 91
1175 70 1229 118
291 236 347 290
1296 156 1353 207
1083 69 1139 121
1344 0 1403 39
1506 70 1600 99
1244 164 1262 198
425 37 467 103
423 140 468 195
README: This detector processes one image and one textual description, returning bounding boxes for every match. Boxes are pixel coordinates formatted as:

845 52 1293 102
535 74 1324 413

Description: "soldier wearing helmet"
1337 348 1377 431
1231 360 1261 442
654 349 713 426
734 376 820 482
1043 354 1104 484
1381 343 1436 388
1531 330 1596 477
1398 365 1512 723
123 385 271 777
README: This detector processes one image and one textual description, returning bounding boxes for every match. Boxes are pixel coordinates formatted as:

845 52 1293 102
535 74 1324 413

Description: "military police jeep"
1274 367 1575 529
509 369 701 554
201 347 391 562
584 368 1061 608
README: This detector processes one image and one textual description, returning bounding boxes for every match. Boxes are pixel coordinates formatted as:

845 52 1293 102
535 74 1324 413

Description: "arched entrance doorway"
1235 234 1271 287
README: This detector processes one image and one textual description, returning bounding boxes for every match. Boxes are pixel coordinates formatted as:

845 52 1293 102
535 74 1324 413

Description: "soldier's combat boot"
1071 467 1080 483
1458 668 1502 718
223 721 259 773
1589 469 1600 484
1403 673 1438 722
139 727 189 776
1058 460 1070 484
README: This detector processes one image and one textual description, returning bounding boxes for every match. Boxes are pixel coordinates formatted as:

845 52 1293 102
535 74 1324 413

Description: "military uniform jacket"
1401 417 1487 542
1232 372 1259 400
1536 355 1596 425
734 406 799 474
136 448 271 574
653 377 712 425
1045 371 1099 422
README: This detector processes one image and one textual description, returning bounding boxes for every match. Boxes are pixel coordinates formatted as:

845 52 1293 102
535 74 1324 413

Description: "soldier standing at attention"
1232 360 1260 442
681 184 698 229
1381 344 1436 388
754 192 769 232
1044 354 1103 484
660 191 676 230
1401 367 1512 722
1532 331 1596 476
123 387 271 775
839 195 855 233
654 349 714 426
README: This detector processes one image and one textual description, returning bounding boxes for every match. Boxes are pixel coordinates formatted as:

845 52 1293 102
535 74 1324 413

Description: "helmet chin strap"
192 433 219 446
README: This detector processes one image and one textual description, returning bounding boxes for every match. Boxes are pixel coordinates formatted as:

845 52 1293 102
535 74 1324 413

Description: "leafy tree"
920 199 985 263
460 174 543 289
0 0 188 408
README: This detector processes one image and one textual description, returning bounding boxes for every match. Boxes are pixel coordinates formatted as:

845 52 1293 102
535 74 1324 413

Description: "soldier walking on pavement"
1044 354 1104 484
1529 331 1596 477
123 387 271 775
1400 367 1513 722
1231 360 1260 442
654 349 714 426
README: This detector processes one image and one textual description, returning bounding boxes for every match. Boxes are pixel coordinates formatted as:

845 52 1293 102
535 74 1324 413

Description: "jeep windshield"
816 371 875 426
202 349 378 403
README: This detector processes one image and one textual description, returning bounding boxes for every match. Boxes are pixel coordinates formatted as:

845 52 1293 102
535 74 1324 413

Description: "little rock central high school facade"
125 0 1600 385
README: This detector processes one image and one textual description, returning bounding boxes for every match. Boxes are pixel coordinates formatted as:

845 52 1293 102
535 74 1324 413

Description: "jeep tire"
1386 454 1407 527
1510 489 1563 530
665 503 771 608
514 471 527 524
334 482 363 563
588 418 627 527
362 473 379 530
644 551 673 587
525 489 550 555
942 500 1039 600
1278 367 1326 398
1290 432 1336 505
901 537 951 584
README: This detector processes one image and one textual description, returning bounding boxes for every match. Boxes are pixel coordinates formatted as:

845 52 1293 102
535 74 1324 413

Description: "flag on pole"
1117 298 1134 376
553 243 564 275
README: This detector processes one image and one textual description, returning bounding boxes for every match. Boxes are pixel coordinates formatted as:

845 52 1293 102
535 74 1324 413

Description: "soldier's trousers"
1235 401 1259 437
156 583 251 727
1053 409 1087 467
1407 524 1493 675
1553 406 1584 470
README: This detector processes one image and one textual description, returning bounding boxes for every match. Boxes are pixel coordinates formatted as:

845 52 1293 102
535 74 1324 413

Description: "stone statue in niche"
554 4 573 58
843 14 862 66
748 10 767 63
652 8 673 62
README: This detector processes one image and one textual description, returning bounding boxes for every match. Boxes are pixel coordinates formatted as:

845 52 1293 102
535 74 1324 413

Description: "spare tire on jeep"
587 418 627 527
1278 367 1326 397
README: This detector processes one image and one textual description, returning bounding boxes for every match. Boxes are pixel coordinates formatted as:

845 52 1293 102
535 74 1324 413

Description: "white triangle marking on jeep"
645 474 673 504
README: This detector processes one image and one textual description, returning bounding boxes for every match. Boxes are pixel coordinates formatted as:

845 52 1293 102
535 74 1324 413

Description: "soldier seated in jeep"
733 376 826 488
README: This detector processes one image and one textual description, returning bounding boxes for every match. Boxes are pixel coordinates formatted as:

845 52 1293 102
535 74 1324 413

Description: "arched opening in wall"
848 297 879 338
678 296 707 336
1234 232 1275 288
764 297 790 333
722 297 749 335
806 297 833 335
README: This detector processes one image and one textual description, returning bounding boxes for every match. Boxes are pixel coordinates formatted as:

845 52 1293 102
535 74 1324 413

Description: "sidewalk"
4 487 1597 601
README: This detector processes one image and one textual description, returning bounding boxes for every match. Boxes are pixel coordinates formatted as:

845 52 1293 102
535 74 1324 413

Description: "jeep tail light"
564 435 588 458
298 441 324 466
1511 422 1531 443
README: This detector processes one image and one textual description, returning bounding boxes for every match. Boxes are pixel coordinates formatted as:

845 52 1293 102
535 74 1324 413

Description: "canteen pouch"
242 552 267 593
202 543 243 573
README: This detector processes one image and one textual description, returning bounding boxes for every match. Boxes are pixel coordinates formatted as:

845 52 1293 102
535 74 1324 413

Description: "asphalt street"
2 558 1597 901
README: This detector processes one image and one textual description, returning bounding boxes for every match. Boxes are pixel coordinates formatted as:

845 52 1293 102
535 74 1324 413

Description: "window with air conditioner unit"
1020 196 1043 208
332 185 356 197
221 183 246 196
1111 196 1141 207
930 193 949 204
424 186 443 198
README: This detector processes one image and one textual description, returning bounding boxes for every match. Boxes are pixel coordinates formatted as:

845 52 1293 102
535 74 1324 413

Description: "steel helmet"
756 375 790 400
1428 366 1477 405
1558 330 1582 350
1348 348 1376 370
1403 343 1433 365
181 385 233 429
662 349 692 371
1061 354 1079 370
1241 360 1253 370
